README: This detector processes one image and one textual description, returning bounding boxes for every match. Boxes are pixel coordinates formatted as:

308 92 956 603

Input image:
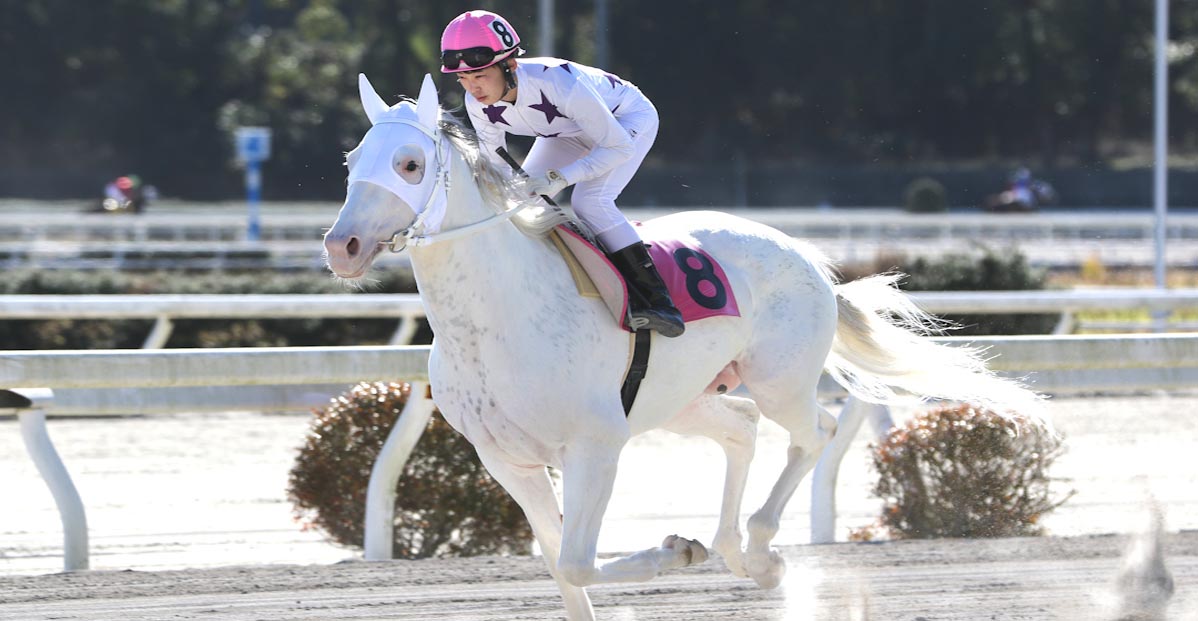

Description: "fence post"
1052 310 1075 335
142 315 174 349
389 314 419 346
364 381 436 560
3 388 90 571
810 397 892 544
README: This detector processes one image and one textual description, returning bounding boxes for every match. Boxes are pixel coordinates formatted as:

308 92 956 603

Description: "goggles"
441 47 507 71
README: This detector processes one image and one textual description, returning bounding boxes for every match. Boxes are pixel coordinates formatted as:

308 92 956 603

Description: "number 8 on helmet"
440 10 524 91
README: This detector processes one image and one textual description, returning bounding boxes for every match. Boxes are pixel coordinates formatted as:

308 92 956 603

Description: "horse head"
324 73 447 279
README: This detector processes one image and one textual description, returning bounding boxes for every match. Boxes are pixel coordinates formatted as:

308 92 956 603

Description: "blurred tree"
2 1 1198 200
219 0 365 196
607 1 1167 169
0 0 247 198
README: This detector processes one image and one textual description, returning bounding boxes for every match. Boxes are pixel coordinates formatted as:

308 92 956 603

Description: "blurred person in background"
100 174 157 213
983 167 1056 213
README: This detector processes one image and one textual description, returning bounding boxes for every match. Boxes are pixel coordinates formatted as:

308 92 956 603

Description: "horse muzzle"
323 229 382 279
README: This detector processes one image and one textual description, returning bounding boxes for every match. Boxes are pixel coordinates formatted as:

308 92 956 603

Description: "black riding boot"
606 243 686 338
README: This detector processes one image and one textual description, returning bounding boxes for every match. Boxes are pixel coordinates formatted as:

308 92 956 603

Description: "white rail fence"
908 288 1198 333
4 208 1198 268
4 331 1198 571
6 209 1198 243
3 288 1197 352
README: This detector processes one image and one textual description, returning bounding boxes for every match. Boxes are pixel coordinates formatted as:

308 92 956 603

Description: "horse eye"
394 147 424 184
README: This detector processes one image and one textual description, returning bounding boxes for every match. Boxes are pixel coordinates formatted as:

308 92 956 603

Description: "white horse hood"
347 73 449 235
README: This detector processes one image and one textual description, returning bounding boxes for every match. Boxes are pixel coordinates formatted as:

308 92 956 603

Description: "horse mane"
438 112 592 240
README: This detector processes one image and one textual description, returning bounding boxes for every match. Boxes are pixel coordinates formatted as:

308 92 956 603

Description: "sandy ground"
1 394 1197 619
0 532 1193 620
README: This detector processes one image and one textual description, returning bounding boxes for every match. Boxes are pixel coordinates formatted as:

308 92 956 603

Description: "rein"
383 192 541 251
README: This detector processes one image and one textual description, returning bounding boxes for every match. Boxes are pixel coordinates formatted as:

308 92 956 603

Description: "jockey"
441 10 685 338
1009 167 1035 208
105 176 135 202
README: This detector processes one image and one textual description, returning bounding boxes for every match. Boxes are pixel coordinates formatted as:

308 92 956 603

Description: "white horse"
324 74 1044 620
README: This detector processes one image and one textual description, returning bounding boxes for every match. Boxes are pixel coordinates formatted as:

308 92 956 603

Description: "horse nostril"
346 237 360 258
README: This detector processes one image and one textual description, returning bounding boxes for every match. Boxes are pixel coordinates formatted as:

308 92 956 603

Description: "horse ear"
415 74 440 130
358 73 388 125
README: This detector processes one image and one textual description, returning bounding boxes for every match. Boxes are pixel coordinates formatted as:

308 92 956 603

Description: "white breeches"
521 106 659 251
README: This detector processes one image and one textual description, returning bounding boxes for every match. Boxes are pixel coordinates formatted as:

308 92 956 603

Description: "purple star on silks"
482 104 510 126
529 91 567 124
542 63 573 74
604 73 623 88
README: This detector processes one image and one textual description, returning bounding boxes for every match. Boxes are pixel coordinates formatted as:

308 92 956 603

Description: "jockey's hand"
526 169 569 198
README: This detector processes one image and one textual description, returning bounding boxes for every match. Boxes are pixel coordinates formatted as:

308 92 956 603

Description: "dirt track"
0 531 1194 620
2 395 1197 619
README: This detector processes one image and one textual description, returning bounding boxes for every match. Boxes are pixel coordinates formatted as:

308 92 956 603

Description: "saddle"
549 225 740 332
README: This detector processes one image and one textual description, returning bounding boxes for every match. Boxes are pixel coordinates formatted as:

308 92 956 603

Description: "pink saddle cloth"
551 225 740 332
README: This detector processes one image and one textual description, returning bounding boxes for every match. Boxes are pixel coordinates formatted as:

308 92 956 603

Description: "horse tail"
825 273 1046 424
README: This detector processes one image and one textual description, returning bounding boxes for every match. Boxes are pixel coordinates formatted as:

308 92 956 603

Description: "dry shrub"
859 403 1071 540
903 176 948 213
287 381 532 558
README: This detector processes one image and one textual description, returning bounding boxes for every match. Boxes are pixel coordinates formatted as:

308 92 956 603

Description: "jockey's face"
455 61 512 106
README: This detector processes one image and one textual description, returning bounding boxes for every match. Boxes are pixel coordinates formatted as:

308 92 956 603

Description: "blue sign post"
234 127 272 242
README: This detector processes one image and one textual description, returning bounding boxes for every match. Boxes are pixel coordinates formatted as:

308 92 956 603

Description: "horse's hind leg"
661 393 760 578
473 452 595 621
740 377 837 589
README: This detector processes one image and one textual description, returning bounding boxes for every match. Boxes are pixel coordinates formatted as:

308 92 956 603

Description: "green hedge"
903 177 948 213
0 268 424 349
901 250 1057 335
845 248 1057 335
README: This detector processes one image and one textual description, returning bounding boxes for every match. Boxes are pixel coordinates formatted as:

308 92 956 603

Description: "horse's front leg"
474 451 595 621
556 431 709 588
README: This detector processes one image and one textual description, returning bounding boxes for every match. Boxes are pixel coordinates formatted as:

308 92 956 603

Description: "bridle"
377 121 539 252
383 195 539 252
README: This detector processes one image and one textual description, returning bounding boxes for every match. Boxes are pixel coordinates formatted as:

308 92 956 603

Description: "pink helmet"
440 10 522 74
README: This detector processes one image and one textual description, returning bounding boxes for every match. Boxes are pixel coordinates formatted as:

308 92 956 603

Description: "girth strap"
620 329 652 416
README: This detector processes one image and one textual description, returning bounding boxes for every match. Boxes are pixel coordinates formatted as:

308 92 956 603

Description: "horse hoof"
712 536 749 577
662 534 709 566
744 549 787 590
720 553 749 578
